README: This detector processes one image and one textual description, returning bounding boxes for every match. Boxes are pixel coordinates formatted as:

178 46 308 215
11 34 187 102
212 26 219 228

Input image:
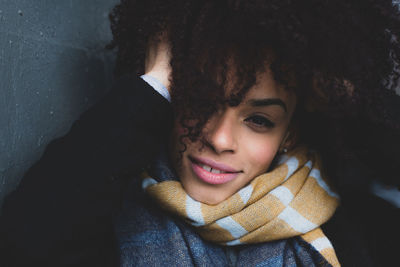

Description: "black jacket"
0 76 173 266
0 75 399 266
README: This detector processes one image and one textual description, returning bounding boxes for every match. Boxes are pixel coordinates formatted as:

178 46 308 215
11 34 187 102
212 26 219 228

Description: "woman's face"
169 69 297 205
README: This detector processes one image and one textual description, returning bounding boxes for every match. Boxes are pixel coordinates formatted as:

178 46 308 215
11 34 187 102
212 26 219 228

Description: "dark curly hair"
108 0 400 191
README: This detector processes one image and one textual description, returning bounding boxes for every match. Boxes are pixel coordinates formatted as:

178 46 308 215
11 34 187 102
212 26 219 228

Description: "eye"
244 115 275 129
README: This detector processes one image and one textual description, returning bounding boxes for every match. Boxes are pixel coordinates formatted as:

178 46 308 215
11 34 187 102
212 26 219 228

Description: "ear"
279 127 298 153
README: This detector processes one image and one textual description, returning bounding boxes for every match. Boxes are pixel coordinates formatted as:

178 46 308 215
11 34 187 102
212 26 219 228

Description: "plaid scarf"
142 146 340 266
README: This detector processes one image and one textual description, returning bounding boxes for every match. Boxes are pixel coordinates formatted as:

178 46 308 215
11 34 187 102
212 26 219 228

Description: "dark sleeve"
323 193 400 267
322 205 376 267
0 75 173 267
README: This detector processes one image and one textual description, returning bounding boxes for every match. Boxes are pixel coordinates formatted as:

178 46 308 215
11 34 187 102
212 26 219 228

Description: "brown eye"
244 115 275 128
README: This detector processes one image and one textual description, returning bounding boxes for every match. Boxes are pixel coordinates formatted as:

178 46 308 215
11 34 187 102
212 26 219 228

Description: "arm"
0 75 173 266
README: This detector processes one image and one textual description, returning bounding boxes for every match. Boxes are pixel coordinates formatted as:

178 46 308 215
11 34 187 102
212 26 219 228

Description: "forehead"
242 69 297 113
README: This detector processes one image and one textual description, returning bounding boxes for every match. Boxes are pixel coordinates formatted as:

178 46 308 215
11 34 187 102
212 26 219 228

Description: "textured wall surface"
0 0 118 205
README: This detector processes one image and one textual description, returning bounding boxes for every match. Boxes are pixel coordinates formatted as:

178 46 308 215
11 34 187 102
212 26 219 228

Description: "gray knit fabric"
114 153 331 267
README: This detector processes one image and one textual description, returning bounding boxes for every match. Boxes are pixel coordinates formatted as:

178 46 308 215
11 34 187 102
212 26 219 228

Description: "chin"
180 176 238 205
190 192 227 205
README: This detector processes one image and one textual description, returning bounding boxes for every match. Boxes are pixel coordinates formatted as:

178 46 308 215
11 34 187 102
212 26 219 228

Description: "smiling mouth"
197 163 229 174
189 157 241 185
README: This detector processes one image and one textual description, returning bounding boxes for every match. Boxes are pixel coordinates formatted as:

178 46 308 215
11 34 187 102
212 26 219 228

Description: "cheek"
243 136 280 172
170 120 192 150
169 122 200 169
172 121 187 137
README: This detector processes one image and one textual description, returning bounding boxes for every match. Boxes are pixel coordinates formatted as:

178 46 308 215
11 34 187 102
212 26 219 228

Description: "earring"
280 132 290 154
279 147 288 154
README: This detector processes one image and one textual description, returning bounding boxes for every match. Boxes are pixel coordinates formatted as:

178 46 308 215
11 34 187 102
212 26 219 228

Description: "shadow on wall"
0 0 119 205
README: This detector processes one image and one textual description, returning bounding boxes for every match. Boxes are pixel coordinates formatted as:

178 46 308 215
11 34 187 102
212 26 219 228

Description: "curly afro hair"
108 0 400 190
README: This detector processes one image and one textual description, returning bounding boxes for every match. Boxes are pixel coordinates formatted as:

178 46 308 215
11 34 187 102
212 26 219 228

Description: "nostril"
201 110 237 153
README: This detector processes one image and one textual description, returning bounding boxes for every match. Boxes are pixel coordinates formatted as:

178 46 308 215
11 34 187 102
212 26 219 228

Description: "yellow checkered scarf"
142 146 340 266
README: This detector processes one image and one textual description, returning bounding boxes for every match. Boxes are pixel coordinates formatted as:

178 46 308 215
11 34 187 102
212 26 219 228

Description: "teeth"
200 164 226 174
211 168 222 174
201 164 212 172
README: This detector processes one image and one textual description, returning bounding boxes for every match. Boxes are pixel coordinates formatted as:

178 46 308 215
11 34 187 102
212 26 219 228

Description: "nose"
204 109 238 154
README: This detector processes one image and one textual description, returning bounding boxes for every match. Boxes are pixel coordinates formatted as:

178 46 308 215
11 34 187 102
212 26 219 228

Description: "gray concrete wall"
0 0 118 205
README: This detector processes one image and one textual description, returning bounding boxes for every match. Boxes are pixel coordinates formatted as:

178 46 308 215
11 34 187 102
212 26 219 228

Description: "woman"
1 0 400 266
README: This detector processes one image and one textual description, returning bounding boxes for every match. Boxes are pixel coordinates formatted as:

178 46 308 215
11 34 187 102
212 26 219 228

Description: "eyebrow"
247 98 287 112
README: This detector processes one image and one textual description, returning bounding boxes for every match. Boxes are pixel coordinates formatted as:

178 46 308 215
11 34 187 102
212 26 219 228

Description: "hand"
144 39 172 93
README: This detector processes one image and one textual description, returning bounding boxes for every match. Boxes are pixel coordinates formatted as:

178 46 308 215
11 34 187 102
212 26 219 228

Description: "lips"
189 156 241 185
